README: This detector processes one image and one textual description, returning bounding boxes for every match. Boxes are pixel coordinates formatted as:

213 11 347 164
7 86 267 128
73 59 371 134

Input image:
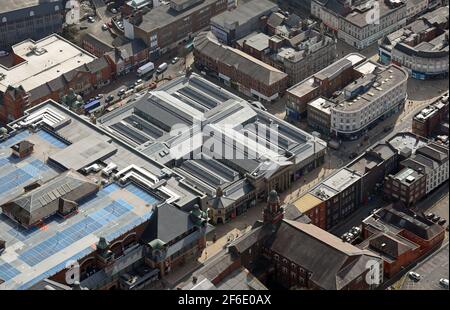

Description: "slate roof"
141 203 196 244
0 170 98 226
366 232 418 260
268 220 379 290
11 140 34 153
5 170 97 213
267 12 285 28
157 203 196 243
194 31 288 86
376 204 445 241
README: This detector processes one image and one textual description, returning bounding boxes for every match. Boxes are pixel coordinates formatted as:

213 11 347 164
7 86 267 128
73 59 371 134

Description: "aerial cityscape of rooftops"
0 0 448 293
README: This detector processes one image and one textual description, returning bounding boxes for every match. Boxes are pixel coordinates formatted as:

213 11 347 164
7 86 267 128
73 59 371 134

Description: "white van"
156 62 168 74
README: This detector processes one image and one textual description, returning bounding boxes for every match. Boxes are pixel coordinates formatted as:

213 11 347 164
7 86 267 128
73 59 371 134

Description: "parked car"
438 218 447 226
0 51 9 57
117 88 126 96
102 24 109 31
432 215 440 223
171 57 180 64
439 278 449 289
110 7 118 14
105 95 115 102
426 213 435 220
87 16 95 23
250 101 267 111
350 227 361 236
408 272 421 281
134 79 143 86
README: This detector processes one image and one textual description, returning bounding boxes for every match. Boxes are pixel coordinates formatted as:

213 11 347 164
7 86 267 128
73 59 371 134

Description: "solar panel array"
36 130 68 149
0 131 31 148
0 181 158 289
0 263 20 282
126 184 160 205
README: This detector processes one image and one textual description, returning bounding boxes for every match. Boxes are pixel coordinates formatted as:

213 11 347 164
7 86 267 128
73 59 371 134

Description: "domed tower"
263 190 284 224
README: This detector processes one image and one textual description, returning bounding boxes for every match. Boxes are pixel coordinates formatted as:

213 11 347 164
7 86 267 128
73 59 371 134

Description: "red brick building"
383 167 427 207
362 203 445 278
124 0 228 55
412 93 449 138
358 232 421 278
194 31 288 103
0 35 113 125
186 190 383 290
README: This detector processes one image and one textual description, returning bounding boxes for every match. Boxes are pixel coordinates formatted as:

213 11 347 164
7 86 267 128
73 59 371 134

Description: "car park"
350 227 361 236
408 272 421 281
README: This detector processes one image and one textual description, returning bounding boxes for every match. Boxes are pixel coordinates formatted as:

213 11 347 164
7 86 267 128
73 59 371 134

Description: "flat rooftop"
307 97 334 114
211 0 278 29
288 53 365 98
0 0 41 14
132 0 218 33
393 167 422 185
332 61 408 112
0 129 163 289
0 179 158 289
388 133 428 155
344 0 405 28
0 35 96 94
237 32 270 52
0 97 215 289
347 153 383 176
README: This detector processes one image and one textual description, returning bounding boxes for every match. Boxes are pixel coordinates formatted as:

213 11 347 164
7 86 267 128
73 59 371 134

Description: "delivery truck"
137 62 155 77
